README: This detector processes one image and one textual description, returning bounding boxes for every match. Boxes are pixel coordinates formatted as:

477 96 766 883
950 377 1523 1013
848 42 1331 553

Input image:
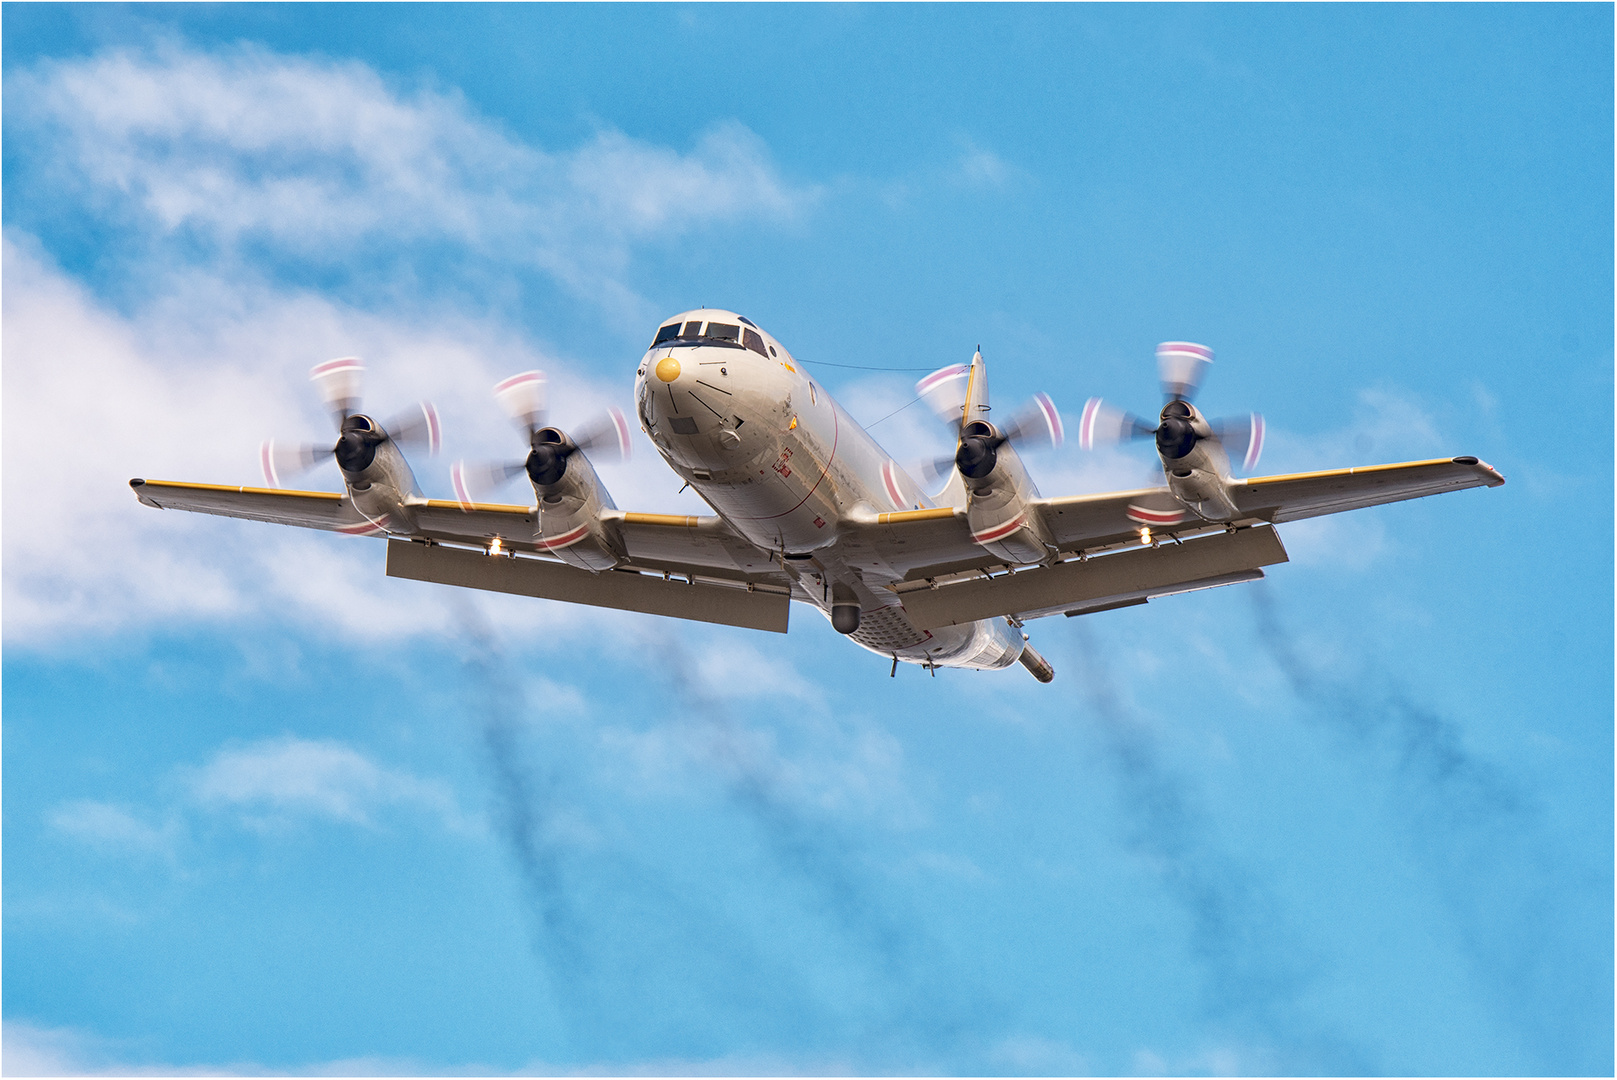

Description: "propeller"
451 369 631 508
261 358 440 486
1076 342 1264 472
916 382 1064 485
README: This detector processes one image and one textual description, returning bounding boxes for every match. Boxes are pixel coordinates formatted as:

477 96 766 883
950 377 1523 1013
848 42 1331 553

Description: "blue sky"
2 4 1610 1075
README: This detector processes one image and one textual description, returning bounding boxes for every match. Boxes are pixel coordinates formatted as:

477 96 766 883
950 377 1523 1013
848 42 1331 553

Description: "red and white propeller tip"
1156 341 1213 402
310 357 364 420
916 363 972 430
494 370 547 435
453 458 541 510
569 407 633 463
1078 397 1150 450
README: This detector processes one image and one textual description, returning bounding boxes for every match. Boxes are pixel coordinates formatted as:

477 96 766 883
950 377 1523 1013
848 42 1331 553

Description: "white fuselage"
634 309 1024 672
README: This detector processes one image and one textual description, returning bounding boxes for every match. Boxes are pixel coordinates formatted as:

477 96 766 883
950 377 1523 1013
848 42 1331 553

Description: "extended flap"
386 540 791 633
896 525 1288 630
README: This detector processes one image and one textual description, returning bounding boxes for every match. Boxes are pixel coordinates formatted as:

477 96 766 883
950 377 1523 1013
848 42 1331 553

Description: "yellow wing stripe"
622 512 703 528
1242 458 1460 487
136 479 343 501
877 506 959 525
422 497 532 514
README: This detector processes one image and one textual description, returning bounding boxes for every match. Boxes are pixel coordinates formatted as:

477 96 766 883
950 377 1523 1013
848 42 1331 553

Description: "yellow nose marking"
655 356 681 383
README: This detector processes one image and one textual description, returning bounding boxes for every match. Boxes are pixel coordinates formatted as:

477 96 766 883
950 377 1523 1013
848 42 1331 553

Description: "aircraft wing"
130 479 386 534
842 489 1161 581
846 456 1503 583
130 478 795 631
1229 456 1505 522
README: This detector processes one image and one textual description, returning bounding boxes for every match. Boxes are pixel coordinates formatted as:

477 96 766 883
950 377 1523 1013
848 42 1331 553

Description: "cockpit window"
738 316 756 328
706 322 740 343
652 322 682 346
683 320 704 337
743 328 767 356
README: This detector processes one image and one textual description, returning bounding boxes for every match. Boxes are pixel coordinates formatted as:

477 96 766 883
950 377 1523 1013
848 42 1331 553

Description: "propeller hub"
1155 413 1197 460
956 439 999 481
334 415 381 473
526 443 568 487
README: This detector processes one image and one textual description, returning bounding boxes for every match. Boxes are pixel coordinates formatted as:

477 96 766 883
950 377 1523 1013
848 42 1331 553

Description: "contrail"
1248 583 1606 1073
645 628 999 1065
449 596 587 1020
1064 622 1371 1073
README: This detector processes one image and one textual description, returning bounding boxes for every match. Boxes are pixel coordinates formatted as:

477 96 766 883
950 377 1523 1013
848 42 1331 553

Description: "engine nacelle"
529 441 625 572
1156 402 1241 522
339 430 422 534
957 422 1055 565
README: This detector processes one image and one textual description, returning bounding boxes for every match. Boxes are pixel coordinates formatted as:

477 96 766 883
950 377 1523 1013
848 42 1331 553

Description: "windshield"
651 319 750 348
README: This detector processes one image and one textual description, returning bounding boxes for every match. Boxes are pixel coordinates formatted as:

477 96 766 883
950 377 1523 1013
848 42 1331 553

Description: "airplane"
130 309 1504 682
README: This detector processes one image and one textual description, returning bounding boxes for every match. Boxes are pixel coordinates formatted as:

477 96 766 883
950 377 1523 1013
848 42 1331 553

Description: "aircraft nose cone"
655 356 681 383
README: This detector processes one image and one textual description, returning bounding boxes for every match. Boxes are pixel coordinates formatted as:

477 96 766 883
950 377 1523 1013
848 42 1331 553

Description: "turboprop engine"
1077 342 1264 524
260 356 441 533
451 370 632 572
918 352 1065 565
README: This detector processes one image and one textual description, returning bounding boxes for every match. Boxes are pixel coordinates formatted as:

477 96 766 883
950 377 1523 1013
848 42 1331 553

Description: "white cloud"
187 736 477 834
688 638 821 704
46 800 180 857
1259 384 1448 477
9 44 814 313
0 235 709 647
0 1018 451 1076
953 139 1015 189
2 40 808 650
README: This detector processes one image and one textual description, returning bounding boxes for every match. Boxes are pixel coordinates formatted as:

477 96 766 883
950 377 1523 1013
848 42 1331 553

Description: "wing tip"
129 477 163 509
1452 456 1506 486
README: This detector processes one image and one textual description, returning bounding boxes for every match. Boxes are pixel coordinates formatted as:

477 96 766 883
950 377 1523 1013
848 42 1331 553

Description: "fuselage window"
743 328 768 356
653 322 682 346
683 320 704 337
707 322 741 343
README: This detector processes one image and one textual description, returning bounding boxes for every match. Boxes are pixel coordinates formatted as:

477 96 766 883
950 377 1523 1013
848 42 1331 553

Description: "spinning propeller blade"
1157 341 1213 402
261 357 439 486
310 357 364 422
453 372 630 510
568 408 633 463
1078 342 1261 469
450 459 527 509
1077 398 1153 450
918 354 1064 482
380 401 442 455
494 370 547 437
1212 413 1266 472
260 439 330 488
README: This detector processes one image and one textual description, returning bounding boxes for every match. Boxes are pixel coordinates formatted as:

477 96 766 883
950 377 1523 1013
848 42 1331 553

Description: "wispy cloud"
46 800 181 858
0 235 702 647
9 44 816 315
187 736 477 834
3 40 809 649
0 1018 471 1076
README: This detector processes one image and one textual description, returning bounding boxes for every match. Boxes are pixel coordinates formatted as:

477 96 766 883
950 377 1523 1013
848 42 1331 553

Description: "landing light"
488 536 504 556
1139 527 1151 546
